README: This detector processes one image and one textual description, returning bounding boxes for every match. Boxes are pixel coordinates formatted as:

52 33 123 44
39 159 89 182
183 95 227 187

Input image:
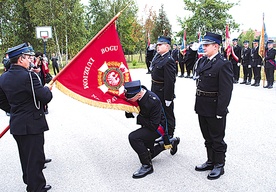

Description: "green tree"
85 0 139 55
238 29 255 48
26 0 88 59
151 4 172 43
178 0 239 43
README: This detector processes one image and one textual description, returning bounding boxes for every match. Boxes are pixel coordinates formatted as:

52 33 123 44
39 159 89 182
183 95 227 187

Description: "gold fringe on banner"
55 81 140 113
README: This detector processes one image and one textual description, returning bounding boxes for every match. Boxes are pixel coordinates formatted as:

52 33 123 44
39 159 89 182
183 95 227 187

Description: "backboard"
35 26 52 40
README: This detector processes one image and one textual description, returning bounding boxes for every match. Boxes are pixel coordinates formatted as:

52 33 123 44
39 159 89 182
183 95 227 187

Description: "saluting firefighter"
150 36 176 137
193 32 233 180
264 40 276 89
240 40 252 85
251 39 262 86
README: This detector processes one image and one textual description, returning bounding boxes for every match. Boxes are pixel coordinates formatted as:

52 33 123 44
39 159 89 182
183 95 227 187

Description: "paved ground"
1 68 276 192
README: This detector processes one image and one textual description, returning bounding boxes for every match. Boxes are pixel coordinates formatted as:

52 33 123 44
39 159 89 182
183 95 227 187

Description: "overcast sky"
81 0 276 38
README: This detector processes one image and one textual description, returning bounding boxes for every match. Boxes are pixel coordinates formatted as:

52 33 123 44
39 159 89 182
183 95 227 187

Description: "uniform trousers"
242 65 252 82
129 127 160 155
13 133 46 192
232 62 240 81
151 83 176 136
252 66 261 82
179 62 185 76
265 66 275 86
198 115 227 164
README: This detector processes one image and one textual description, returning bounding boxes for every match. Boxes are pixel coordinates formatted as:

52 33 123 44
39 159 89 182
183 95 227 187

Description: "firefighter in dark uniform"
150 36 176 137
240 40 252 85
193 32 233 180
264 40 276 88
251 39 262 86
184 42 198 78
229 38 241 83
125 80 180 179
178 44 186 77
0 43 53 191
171 44 179 76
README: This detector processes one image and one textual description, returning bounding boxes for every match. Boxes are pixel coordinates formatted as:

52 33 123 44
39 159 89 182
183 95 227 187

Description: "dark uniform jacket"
136 88 166 132
229 45 241 63
184 48 198 68
151 51 176 101
194 53 233 117
264 48 276 69
241 47 251 66
171 49 179 62
251 46 262 67
0 65 52 135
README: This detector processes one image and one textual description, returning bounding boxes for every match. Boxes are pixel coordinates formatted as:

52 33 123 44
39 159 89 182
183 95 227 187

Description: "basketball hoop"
42 36 48 42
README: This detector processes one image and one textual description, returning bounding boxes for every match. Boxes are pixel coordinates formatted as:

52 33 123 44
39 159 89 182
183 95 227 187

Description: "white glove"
257 65 261 67
216 115 222 119
132 113 138 117
165 100 172 107
248 65 251 68
237 63 241 66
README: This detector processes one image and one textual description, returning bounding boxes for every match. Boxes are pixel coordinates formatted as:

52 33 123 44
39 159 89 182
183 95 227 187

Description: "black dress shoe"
251 83 256 86
240 81 246 84
42 184 52 191
195 161 214 171
132 164 153 179
263 85 269 88
170 137 180 155
254 83 260 87
268 85 273 89
178 75 184 78
207 164 224 180
246 82 251 85
45 158 52 164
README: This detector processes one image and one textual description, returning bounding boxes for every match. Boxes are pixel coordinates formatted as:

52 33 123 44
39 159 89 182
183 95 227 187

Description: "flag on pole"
259 13 268 58
197 31 204 58
54 14 139 113
180 29 187 54
225 24 232 59
147 32 151 47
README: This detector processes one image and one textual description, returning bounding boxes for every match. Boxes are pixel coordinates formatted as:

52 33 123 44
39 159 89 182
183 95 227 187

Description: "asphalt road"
1 68 276 192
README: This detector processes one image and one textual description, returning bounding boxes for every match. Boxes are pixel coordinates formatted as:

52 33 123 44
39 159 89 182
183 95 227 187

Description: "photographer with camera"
35 52 50 114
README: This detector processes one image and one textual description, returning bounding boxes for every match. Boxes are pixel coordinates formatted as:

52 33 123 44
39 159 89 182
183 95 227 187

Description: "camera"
39 56 44 61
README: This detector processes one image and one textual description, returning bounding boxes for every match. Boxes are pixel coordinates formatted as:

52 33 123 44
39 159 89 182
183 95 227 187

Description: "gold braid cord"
55 81 140 113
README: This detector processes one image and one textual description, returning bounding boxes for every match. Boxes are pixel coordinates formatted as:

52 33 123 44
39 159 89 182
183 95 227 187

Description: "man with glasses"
0 43 53 191
193 32 233 180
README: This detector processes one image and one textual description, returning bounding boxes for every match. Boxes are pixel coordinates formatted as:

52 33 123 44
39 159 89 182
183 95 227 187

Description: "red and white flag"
225 24 232 59
53 14 139 113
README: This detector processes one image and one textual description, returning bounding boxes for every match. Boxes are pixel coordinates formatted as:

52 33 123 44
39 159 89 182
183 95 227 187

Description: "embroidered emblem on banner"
98 61 130 95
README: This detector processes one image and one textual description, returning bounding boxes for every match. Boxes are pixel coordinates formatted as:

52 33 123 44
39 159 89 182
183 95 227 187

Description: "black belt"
196 89 218 97
152 79 164 84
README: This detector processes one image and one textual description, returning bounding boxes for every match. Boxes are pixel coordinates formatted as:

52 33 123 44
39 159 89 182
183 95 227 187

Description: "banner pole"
0 125 10 139
49 8 128 86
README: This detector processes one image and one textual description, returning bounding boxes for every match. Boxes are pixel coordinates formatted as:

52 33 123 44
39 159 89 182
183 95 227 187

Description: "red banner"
55 20 139 113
